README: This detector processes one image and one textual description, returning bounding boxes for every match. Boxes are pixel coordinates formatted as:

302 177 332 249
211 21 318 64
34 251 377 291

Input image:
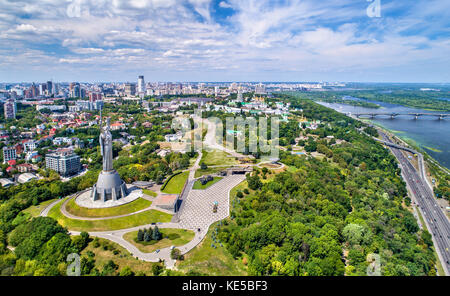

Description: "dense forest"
217 96 436 276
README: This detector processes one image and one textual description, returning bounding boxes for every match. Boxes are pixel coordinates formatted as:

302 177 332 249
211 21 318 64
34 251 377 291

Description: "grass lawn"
142 189 157 197
229 180 251 198
193 177 223 190
81 237 158 275
48 199 172 232
65 197 152 218
177 222 247 275
200 150 239 166
21 199 58 217
123 228 195 253
162 171 189 194
194 167 228 178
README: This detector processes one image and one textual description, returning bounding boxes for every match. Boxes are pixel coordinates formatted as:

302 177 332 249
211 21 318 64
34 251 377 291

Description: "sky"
0 0 449 83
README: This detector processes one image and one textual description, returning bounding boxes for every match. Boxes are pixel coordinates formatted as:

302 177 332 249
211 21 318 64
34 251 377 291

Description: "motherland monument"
91 112 128 201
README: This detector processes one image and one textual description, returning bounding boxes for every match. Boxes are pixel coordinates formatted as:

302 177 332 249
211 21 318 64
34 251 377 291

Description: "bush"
236 191 244 198
152 264 164 276
170 248 183 260
168 233 180 240
92 238 100 248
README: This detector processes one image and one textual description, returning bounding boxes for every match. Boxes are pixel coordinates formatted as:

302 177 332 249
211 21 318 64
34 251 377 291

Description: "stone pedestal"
91 170 128 201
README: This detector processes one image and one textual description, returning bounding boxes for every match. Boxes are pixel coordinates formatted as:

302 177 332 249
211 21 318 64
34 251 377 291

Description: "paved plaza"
178 175 246 231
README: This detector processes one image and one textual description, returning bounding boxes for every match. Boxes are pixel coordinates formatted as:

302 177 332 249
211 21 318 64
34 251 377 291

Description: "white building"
45 150 81 177
138 75 145 93
165 133 181 142
17 173 38 184
0 178 14 188
2 146 17 163
36 105 66 112
23 140 37 152
53 137 72 146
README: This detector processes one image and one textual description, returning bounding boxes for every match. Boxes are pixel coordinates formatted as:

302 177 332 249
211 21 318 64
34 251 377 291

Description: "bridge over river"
352 112 450 120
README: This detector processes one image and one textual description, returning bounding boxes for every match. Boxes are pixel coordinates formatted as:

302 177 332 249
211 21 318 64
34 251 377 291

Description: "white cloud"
15 24 38 32
0 0 449 82
219 1 232 9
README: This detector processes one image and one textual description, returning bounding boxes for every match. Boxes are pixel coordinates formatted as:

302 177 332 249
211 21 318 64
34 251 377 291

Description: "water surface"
319 100 450 169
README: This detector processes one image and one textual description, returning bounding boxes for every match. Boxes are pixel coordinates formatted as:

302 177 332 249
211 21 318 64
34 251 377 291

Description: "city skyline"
1 0 449 83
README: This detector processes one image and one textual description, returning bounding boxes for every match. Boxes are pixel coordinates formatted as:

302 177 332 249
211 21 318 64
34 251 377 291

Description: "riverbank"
318 101 450 170
361 120 450 212
366 119 449 175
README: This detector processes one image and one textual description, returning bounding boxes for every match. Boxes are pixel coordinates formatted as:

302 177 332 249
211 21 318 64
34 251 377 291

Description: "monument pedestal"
91 170 128 201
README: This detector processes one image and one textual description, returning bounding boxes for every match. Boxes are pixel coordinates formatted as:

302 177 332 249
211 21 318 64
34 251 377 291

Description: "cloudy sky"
0 0 449 83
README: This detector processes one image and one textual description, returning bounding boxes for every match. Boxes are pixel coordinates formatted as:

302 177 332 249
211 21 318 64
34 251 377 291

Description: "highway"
379 131 450 275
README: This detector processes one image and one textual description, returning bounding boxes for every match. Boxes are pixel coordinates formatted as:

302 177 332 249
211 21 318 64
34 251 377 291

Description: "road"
379 131 450 275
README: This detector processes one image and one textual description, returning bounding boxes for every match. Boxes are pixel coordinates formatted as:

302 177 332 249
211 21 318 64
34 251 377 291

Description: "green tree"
137 229 144 241
152 226 162 241
119 266 135 276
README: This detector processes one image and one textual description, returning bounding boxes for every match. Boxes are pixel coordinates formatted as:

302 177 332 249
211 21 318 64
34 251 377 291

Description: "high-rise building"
39 83 47 96
45 149 81 177
70 83 81 98
46 81 53 95
29 83 38 98
124 83 136 96
3 146 17 164
89 92 102 102
3 99 16 119
52 83 59 95
138 76 145 93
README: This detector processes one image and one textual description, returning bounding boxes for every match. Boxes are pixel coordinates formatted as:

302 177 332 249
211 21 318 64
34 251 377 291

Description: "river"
318 100 450 170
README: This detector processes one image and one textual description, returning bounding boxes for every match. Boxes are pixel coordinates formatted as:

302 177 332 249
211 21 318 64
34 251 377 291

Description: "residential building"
2 146 17 164
36 104 66 112
138 76 145 93
23 140 37 152
45 149 81 177
89 92 102 102
124 83 136 96
17 163 33 173
4 99 16 119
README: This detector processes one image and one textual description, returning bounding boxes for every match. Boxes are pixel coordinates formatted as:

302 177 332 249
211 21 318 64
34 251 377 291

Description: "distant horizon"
2 81 450 85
